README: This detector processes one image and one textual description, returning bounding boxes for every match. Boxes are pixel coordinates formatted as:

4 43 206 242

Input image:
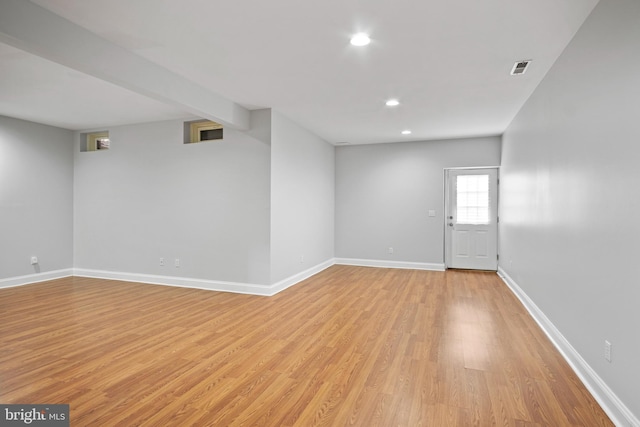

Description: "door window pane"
457 174 490 224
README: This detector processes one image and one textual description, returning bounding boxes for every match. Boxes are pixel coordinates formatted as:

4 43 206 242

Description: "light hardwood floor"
0 266 612 426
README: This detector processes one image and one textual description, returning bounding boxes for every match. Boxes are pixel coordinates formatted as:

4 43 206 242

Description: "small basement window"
184 120 223 144
81 131 110 152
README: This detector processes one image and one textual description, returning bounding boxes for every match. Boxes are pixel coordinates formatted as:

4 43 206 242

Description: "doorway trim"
443 166 500 270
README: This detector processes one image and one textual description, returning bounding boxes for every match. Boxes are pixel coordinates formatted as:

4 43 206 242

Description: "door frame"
443 166 500 270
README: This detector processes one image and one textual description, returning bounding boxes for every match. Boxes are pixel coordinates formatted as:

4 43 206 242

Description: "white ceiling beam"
0 0 250 129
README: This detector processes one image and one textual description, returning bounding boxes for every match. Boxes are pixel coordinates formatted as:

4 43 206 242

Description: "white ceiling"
0 0 599 144
0 43 191 130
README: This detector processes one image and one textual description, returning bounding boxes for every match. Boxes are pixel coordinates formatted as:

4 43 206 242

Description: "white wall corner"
497 267 640 427
0 269 74 289
73 269 272 296
335 258 445 271
269 259 336 296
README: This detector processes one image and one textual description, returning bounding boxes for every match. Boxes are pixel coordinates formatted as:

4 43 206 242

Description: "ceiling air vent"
510 60 531 75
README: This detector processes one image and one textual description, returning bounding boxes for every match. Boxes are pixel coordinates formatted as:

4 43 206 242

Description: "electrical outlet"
299 255 304 263
604 340 612 362
30 256 38 265
160 257 165 266
388 247 394 254
175 258 180 268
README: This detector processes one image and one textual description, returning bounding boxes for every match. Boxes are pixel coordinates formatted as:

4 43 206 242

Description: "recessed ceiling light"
350 33 371 46
401 130 412 135
385 99 400 107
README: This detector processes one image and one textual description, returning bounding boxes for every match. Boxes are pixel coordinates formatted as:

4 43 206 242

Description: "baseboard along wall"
0 268 73 289
334 258 445 271
497 267 639 427
1 260 336 297
2 258 442 294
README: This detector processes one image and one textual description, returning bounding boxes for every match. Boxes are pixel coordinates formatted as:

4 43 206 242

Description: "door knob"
448 223 453 227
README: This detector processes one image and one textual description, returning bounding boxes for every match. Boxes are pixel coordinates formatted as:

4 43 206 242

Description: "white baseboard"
73 268 273 296
269 258 335 295
3 259 335 297
0 268 73 289
335 258 445 271
497 267 639 427
2 260 443 295
73 259 337 297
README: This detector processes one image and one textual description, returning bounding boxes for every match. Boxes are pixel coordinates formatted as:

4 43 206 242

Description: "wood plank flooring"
0 266 612 426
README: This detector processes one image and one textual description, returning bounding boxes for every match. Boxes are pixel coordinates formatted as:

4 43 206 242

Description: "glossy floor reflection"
0 267 612 426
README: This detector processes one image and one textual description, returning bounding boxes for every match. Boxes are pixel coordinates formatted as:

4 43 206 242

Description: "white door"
445 168 498 270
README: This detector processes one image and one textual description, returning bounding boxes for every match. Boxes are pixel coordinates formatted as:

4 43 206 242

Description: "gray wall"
0 115 74 280
500 0 640 419
270 111 335 283
336 137 501 264
74 110 272 285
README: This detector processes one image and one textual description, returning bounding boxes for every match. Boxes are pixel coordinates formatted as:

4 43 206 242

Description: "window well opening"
184 120 224 144
81 131 110 152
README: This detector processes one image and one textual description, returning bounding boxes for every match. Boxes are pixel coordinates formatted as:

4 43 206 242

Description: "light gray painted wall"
0 115 73 279
270 111 335 283
336 137 501 264
73 110 271 285
500 0 640 419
